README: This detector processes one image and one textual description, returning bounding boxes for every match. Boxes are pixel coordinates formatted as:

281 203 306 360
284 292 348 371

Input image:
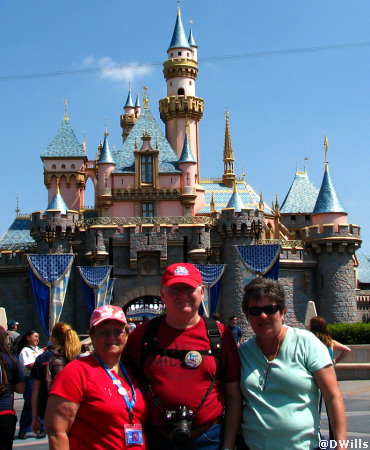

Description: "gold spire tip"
64 98 69 121
143 86 149 109
323 135 329 164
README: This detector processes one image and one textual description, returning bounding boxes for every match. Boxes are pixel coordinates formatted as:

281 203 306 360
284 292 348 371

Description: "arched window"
61 164 66 169
52 164 56 169
141 155 153 183
177 88 185 95
71 164 75 169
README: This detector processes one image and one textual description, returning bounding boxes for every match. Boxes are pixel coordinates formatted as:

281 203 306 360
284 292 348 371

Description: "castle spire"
168 4 191 50
124 84 134 108
98 127 115 164
222 109 236 188
64 98 69 121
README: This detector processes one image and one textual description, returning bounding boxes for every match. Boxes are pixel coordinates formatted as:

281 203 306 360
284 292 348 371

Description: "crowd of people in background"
0 263 351 449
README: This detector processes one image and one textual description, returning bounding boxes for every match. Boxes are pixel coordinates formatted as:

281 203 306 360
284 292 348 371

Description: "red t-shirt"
123 317 240 428
50 355 148 449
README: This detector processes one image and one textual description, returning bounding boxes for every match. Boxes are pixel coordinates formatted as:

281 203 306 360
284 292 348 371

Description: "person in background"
239 277 347 450
31 322 81 439
17 330 43 439
309 316 351 364
227 315 243 347
309 315 351 442
45 305 148 449
6 320 20 350
0 327 25 450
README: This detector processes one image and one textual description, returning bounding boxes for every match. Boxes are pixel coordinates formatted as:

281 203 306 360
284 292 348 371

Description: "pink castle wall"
312 213 348 231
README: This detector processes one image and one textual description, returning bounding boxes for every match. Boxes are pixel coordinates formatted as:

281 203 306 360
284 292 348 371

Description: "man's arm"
31 379 41 433
222 380 242 449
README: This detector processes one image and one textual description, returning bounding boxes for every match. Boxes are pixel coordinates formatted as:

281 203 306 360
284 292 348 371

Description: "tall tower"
306 137 361 323
159 7 204 182
222 110 236 188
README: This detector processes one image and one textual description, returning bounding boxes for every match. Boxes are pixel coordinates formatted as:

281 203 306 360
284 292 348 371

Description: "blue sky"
1 0 370 253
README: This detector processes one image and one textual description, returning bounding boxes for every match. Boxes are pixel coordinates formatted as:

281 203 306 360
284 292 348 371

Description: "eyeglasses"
94 329 126 338
165 285 201 295
247 305 280 316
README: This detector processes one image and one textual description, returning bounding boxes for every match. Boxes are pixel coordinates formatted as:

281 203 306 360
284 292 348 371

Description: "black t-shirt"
0 352 24 412
30 349 54 418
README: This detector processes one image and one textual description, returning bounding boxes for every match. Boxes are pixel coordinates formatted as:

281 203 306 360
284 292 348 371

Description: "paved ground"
11 380 370 449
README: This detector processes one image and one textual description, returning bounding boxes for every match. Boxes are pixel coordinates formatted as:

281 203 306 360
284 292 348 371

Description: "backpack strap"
140 315 164 373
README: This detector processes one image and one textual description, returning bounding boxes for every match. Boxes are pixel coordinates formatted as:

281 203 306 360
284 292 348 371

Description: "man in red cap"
123 263 241 450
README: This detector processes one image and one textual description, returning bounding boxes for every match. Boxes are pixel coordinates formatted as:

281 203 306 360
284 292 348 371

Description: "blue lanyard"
93 355 136 420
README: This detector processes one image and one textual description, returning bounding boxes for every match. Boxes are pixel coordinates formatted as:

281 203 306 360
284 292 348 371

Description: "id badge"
124 424 144 446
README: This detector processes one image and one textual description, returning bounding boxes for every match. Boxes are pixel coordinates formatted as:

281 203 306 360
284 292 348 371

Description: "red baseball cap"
162 263 203 288
90 305 127 329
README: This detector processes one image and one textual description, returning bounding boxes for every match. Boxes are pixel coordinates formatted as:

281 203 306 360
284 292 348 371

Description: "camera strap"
140 315 223 421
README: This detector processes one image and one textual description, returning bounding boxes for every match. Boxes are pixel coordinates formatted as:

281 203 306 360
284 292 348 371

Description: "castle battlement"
217 208 264 237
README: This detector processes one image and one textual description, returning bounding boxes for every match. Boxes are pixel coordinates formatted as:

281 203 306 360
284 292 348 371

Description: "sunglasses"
248 304 280 316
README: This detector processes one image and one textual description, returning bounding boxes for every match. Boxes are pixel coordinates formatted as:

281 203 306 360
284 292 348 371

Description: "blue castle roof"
124 89 134 108
178 133 195 163
0 216 34 245
313 165 346 214
135 93 141 108
188 28 197 47
168 8 191 50
98 132 115 164
357 251 370 284
199 180 270 214
281 171 319 214
42 119 84 158
45 190 69 214
113 108 180 174
226 189 244 212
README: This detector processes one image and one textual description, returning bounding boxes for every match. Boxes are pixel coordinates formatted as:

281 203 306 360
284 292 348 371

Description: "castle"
1 7 369 338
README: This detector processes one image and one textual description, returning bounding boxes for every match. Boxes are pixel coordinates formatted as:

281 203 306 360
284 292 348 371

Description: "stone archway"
114 285 164 322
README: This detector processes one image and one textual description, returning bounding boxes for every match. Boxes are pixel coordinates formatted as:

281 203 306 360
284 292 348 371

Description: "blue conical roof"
281 171 319 214
45 189 68 214
188 28 197 47
42 119 84 157
0 216 34 245
313 164 346 214
226 189 245 212
98 132 115 164
135 93 141 108
168 8 191 50
124 89 134 108
178 133 195 163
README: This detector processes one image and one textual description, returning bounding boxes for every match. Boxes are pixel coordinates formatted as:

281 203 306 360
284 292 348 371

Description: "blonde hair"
51 322 81 361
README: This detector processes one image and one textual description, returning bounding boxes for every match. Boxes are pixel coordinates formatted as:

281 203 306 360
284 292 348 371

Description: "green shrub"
328 323 370 345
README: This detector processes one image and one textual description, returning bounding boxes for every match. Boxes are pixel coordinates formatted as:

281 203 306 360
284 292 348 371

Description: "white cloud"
83 55 152 84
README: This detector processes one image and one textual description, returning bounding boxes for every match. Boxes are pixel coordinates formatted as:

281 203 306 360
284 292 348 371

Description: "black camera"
165 405 194 443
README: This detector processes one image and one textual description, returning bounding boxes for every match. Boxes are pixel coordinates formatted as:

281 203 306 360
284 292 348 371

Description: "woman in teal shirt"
239 277 347 450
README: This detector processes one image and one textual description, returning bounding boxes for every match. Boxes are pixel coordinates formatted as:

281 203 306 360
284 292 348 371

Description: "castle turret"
303 137 361 323
96 129 116 213
134 93 141 119
120 86 139 142
312 137 347 229
222 111 236 188
159 6 204 183
226 183 244 212
178 131 197 216
41 101 86 212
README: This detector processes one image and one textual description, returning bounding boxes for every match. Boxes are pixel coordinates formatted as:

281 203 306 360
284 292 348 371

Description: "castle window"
186 173 191 186
170 81 172 86
52 164 56 169
178 52 181 56
61 164 66 169
187 53 190 57
71 164 75 169
305 215 310 222
178 88 185 95
142 203 154 217
141 155 153 184
291 215 296 222
171 53 173 57
189 81 192 85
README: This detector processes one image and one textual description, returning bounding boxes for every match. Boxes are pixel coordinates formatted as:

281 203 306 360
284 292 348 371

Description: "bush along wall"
328 323 370 345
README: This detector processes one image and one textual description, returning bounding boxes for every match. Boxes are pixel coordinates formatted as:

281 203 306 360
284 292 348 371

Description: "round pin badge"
118 387 127 396
184 351 202 368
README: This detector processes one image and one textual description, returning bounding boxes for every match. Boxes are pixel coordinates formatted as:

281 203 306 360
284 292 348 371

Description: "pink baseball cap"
90 305 127 329
162 263 203 288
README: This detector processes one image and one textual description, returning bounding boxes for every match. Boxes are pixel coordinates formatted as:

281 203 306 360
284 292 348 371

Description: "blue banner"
27 254 74 335
195 264 226 317
78 266 114 316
